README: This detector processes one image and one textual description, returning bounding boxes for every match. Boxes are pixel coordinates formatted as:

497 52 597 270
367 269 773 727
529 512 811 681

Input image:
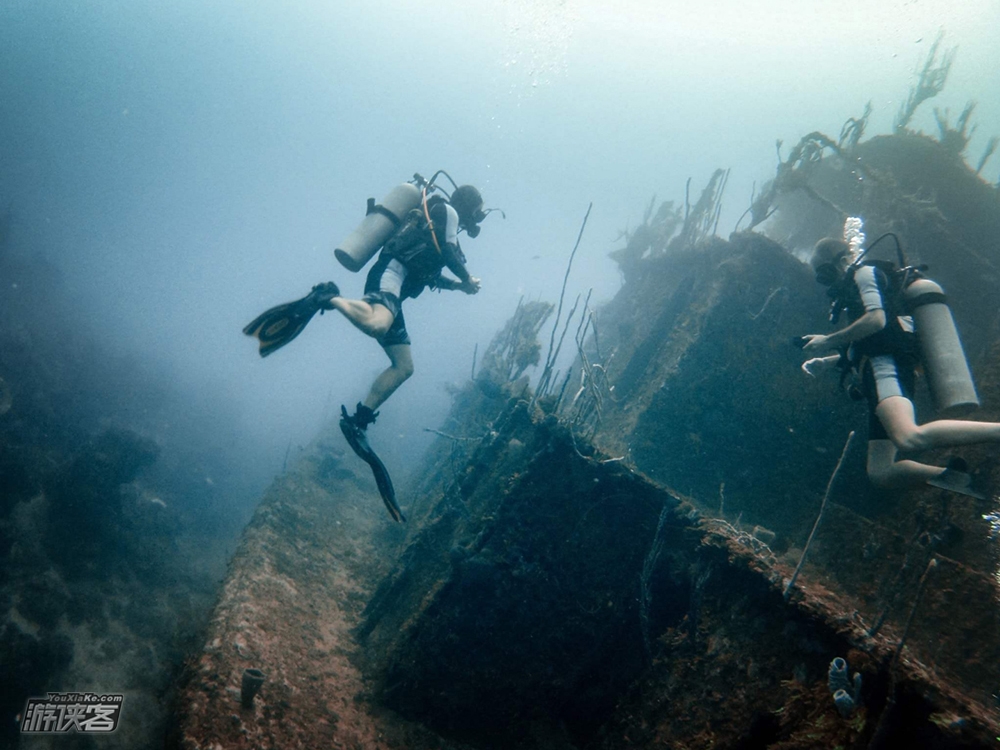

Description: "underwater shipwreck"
172 91 1000 749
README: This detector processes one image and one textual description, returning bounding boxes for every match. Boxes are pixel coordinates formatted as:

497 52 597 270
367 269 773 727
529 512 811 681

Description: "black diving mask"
462 206 488 238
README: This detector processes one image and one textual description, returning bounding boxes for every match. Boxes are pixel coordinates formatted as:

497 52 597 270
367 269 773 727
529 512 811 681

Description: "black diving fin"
340 405 406 522
926 457 987 500
243 281 340 357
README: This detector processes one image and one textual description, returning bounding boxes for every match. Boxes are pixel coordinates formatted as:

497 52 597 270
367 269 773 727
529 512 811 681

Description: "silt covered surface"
171 433 465 750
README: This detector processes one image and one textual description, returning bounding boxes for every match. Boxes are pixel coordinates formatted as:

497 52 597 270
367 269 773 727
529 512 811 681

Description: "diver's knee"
398 361 415 380
890 428 930 453
365 306 395 339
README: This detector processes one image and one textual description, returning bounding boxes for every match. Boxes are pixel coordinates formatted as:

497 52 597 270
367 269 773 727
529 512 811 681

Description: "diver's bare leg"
876 396 1000 452
329 298 394 339
364 344 414 412
866 439 944 488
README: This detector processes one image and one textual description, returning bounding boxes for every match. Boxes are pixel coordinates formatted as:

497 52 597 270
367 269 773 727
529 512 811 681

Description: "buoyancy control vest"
829 257 979 416
381 195 459 295
829 260 918 361
333 170 469 274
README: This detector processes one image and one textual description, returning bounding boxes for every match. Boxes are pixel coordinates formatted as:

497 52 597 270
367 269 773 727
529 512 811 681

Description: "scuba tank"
334 170 477 273
855 233 979 416
904 277 979 416
334 181 422 272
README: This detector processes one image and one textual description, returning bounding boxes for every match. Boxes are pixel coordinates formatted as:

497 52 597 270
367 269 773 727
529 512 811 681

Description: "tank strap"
421 188 443 255
366 199 403 227
906 291 948 311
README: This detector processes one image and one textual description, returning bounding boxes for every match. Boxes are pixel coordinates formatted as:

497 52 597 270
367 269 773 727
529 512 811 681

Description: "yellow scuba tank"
334 182 422 272
904 278 980 416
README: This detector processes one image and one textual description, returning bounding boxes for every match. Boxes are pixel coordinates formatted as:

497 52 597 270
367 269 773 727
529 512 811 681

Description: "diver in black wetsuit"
328 185 484 523
800 237 1000 497
329 184 484 431
242 184 486 522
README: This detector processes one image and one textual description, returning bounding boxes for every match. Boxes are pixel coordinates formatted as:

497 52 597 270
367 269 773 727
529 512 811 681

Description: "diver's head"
811 238 851 286
450 185 486 237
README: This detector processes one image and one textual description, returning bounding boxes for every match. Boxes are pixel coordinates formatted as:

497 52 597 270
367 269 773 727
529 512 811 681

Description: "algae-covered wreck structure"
174 95 1000 748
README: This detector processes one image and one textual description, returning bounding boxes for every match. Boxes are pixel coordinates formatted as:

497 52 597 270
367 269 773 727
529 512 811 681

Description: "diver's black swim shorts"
361 291 410 347
363 253 412 347
861 354 916 441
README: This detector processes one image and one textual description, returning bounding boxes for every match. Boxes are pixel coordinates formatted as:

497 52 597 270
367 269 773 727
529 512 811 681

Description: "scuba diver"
244 173 489 522
799 235 1000 498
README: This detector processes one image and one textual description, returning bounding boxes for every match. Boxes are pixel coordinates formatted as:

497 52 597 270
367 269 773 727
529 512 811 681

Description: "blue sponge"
828 656 862 717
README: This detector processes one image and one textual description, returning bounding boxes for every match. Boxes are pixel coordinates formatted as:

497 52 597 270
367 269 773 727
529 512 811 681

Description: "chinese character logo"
20 693 123 734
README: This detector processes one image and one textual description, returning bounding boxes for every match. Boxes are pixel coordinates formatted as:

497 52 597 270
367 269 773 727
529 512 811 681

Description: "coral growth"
894 32 956 133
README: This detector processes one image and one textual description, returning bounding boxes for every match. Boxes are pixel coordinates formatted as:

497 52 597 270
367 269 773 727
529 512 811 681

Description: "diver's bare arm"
802 309 886 352
801 354 840 377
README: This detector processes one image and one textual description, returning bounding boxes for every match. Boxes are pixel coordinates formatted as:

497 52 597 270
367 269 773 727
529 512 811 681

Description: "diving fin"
243 281 340 357
339 405 405 522
926 457 986 500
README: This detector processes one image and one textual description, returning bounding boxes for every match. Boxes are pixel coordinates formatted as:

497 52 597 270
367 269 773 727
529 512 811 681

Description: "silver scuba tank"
903 277 980 416
334 182 422 272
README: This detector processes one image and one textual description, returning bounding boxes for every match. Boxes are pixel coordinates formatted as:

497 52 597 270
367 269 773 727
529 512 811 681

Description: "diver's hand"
801 357 835 377
461 277 481 295
801 334 831 353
